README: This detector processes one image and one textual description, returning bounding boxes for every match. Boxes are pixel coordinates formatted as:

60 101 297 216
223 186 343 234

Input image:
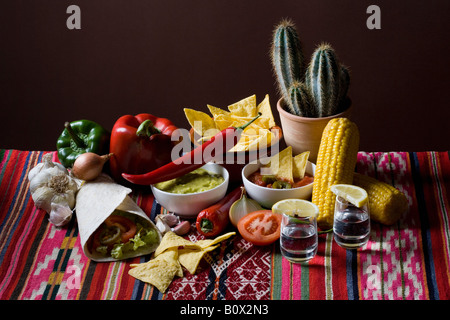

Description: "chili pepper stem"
234 112 262 131
318 228 333 234
200 218 214 233
136 119 161 137
64 122 86 148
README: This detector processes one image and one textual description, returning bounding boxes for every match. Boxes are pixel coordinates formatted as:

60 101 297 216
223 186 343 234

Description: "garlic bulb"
229 186 263 227
28 153 80 227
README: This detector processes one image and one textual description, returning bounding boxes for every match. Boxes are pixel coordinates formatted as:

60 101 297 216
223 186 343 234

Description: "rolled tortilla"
76 174 161 262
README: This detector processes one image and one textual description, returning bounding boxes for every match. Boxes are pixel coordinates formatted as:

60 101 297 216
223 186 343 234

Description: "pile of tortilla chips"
129 231 235 292
184 94 277 152
262 146 310 183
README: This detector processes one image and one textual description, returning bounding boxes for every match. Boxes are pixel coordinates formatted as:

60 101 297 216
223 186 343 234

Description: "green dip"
154 168 224 194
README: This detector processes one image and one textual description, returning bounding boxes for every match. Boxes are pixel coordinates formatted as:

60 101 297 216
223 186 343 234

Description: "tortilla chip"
293 151 310 180
154 231 201 257
264 146 294 183
246 130 273 151
196 232 236 248
230 115 269 127
197 134 215 144
228 142 250 152
228 134 259 152
178 245 219 275
257 94 276 128
185 95 277 154
214 113 234 131
184 108 217 136
277 147 294 183
129 231 236 290
207 104 230 118
203 128 221 139
153 248 183 277
181 231 236 274
129 259 179 293
227 94 257 117
229 115 270 136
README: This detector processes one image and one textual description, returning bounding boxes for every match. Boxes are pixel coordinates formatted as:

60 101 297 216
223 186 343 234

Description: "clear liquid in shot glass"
333 206 370 249
280 223 318 263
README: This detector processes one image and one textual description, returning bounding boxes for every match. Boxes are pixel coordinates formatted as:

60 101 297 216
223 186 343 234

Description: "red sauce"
247 170 314 189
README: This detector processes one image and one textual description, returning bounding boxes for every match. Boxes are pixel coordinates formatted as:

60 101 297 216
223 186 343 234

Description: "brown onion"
72 152 113 181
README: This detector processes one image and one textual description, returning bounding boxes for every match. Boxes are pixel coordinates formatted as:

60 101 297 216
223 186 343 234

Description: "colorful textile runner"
0 149 449 300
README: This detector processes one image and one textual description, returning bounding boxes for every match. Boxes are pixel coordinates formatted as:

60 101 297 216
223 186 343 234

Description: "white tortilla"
75 174 161 262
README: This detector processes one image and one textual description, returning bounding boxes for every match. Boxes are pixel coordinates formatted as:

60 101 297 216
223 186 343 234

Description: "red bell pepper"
109 113 178 183
122 113 262 185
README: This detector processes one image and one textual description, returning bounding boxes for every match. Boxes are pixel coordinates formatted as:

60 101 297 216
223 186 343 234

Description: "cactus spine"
271 19 351 118
271 19 306 102
288 81 315 117
338 65 350 110
307 44 341 117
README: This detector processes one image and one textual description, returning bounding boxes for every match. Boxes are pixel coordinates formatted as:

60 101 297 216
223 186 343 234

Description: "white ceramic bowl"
151 163 229 218
242 160 315 209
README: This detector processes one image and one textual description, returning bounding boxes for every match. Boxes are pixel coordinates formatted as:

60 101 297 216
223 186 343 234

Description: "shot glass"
280 206 319 263
333 196 370 249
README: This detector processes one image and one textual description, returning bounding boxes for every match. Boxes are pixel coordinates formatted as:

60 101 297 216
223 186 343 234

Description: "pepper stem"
64 122 85 148
136 119 161 137
200 218 214 233
318 228 333 235
235 112 262 131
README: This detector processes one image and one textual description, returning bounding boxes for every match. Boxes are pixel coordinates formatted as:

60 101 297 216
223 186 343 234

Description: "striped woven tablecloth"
0 149 449 300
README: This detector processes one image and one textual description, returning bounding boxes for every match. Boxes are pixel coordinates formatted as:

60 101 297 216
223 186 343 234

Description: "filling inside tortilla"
87 210 159 259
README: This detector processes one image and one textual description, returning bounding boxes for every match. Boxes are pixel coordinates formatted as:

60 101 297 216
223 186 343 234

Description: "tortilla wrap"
76 174 161 262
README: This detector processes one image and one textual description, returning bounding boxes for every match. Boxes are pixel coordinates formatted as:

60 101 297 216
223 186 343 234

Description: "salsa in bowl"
242 160 315 209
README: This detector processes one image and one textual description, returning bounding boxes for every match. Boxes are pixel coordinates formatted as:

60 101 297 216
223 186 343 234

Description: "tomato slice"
237 210 282 246
105 215 137 243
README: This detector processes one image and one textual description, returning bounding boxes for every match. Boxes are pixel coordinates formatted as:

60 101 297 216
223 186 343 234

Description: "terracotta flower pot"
277 98 352 163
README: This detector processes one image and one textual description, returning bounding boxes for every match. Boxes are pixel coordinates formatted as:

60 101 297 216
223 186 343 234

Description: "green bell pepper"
56 120 110 168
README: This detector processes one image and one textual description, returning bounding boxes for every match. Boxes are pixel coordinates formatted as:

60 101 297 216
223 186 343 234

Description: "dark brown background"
1 0 449 152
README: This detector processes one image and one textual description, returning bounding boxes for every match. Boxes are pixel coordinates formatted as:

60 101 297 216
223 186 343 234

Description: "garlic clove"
172 220 191 236
28 162 44 182
161 213 180 227
32 187 54 212
155 215 172 234
49 203 73 227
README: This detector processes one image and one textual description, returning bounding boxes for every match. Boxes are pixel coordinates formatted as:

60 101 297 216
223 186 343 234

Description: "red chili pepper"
109 113 178 184
196 186 242 237
122 113 262 185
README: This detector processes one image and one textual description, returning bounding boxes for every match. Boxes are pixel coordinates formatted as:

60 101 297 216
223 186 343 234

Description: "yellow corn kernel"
353 173 408 225
312 118 360 230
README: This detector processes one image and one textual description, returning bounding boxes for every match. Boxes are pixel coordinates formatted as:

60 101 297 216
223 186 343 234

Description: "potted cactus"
271 19 352 162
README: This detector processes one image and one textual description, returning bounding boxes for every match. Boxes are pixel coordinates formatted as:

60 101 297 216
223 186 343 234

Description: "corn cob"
312 117 360 229
353 173 409 225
